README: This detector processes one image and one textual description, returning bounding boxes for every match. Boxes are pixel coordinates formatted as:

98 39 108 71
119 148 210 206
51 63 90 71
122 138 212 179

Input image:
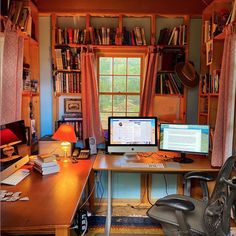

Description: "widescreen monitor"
108 116 158 157
159 123 210 163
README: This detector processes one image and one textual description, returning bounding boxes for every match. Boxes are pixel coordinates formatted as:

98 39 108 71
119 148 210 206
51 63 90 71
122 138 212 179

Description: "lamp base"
62 156 71 163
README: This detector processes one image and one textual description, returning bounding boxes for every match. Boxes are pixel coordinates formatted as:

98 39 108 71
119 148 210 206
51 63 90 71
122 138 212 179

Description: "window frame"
96 49 146 129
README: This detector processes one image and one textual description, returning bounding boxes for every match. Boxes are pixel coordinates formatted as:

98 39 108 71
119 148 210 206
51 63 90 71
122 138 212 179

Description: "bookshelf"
51 13 192 137
11 0 40 153
154 15 190 123
199 0 232 149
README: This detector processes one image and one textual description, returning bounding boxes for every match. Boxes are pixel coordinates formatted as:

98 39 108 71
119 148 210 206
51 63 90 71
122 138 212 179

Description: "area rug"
86 216 163 235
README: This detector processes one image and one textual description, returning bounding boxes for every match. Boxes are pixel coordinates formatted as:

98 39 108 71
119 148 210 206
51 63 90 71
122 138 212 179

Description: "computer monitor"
108 116 158 158
0 120 29 181
159 123 210 163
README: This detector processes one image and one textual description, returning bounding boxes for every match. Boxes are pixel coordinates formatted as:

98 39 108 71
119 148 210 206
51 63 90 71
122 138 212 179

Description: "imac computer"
107 116 158 158
159 123 210 163
0 120 29 181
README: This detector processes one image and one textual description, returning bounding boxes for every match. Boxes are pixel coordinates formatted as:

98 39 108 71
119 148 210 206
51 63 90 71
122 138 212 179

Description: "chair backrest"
204 155 236 236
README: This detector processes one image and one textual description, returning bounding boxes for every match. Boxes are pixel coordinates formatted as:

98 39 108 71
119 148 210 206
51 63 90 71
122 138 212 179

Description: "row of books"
200 71 220 94
55 26 147 46
204 9 231 42
55 48 81 70
34 154 60 176
122 27 147 46
57 120 83 140
62 113 82 121
54 72 81 94
156 73 184 95
8 1 32 36
157 25 187 46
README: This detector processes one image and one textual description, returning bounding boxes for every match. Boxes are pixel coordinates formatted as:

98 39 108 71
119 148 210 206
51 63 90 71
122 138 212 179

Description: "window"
98 55 143 129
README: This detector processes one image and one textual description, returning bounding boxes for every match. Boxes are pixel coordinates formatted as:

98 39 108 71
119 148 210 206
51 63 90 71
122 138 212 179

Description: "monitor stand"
123 152 140 162
173 152 193 164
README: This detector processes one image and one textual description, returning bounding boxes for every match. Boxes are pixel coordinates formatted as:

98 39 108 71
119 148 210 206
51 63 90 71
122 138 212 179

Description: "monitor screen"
108 116 158 154
159 123 209 163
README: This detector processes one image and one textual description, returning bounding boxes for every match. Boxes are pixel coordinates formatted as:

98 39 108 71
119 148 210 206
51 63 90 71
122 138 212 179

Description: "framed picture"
206 40 213 65
64 98 82 113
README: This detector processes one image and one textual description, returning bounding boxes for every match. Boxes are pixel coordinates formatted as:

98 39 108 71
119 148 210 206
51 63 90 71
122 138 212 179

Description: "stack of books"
34 154 60 175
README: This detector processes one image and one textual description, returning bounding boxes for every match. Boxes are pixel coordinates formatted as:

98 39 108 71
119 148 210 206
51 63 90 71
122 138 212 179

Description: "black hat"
175 61 199 88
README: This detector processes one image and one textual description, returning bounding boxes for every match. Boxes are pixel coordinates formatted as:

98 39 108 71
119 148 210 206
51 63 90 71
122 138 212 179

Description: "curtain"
211 22 236 166
140 46 159 116
81 47 104 144
0 24 23 125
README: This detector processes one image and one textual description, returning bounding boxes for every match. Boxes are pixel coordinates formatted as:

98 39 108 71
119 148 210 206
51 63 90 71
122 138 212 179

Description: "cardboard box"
39 135 72 157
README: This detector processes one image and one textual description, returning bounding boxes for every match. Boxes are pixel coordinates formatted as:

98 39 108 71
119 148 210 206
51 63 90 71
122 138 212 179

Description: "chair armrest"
155 198 195 212
184 171 214 181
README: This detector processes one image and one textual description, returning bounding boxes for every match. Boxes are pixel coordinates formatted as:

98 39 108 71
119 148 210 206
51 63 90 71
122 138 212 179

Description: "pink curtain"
81 47 104 144
1 24 23 125
211 22 236 166
140 46 159 116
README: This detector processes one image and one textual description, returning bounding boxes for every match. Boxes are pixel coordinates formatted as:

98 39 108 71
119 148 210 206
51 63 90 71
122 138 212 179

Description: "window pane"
114 76 126 92
128 58 141 75
100 95 112 112
113 95 126 112
100 113 112 130
100 57 112 75
99 76 112 92
127 113 139 116
127 76 140 92
114 58 126 75
127 95 140 112
113 113 126 116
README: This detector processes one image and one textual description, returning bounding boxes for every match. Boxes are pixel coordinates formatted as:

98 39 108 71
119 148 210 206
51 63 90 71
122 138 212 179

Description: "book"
34 158 58 168
34 165 60 175
8 1 23 25
37 153 56 163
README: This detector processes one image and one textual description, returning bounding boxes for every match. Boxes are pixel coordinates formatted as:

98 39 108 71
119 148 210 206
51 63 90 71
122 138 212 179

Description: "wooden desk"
93 153 219 236
1 156 95 236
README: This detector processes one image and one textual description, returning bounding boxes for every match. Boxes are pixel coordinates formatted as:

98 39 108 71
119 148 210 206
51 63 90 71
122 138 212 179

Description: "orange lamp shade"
52 124 77 143
0 129 19 146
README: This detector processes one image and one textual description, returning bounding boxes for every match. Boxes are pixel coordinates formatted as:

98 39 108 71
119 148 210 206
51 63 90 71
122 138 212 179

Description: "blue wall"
39 17 53 137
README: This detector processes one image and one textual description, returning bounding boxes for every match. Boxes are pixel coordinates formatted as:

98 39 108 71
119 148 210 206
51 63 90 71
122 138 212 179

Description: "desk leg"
105 170 112 236
55 227 69 236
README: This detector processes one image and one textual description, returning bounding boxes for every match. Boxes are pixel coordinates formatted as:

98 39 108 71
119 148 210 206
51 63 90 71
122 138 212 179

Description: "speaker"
85 137 97 155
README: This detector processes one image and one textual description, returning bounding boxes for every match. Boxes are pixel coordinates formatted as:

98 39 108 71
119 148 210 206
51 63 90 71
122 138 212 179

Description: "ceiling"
35 0 214 15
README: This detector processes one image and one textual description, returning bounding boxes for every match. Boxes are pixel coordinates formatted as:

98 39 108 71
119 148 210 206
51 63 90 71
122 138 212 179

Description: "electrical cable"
127 173 149 209
79 180 96 210
163 174 169 196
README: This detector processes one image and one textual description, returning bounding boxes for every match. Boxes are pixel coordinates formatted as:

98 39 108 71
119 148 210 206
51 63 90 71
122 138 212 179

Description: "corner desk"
93 152 219 236
1 156 95 236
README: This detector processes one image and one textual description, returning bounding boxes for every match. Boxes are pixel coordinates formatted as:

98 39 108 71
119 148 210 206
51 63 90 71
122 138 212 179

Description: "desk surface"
93 152 219 172
1 156 95 235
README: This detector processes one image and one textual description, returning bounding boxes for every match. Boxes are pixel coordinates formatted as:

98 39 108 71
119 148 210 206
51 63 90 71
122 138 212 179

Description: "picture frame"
206 40 213 65
64 98 82 113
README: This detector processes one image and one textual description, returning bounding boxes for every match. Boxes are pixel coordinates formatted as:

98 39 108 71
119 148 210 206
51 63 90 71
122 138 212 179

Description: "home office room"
0 0 236 235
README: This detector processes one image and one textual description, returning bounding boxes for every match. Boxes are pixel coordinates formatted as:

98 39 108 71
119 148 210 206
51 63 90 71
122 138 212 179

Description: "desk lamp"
0 129 21 160
52 124 77 162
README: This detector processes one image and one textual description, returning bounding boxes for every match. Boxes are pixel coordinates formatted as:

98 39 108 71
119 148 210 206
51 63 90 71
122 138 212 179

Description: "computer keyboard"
122 162 164 168
1 169 30 186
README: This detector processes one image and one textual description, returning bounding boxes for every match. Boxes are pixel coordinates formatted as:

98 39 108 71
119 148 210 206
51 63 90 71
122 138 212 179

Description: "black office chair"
147 155 236 236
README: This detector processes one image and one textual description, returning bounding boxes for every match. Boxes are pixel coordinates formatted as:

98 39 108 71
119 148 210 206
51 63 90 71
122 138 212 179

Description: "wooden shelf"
54 92 82 97
55 69 81 73
22 91 39 96
155 94 184 97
